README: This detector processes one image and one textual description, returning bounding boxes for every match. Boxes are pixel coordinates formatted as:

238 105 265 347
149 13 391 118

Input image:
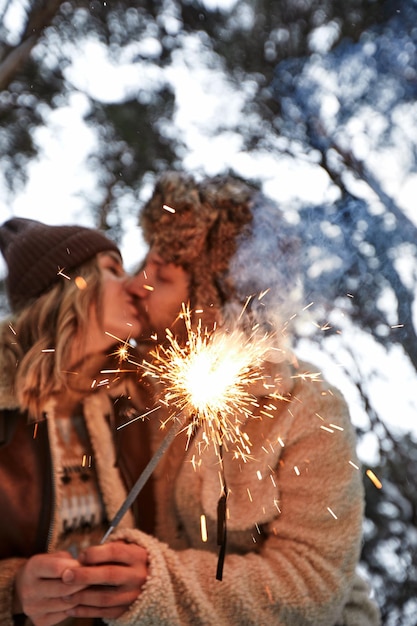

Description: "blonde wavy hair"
12 256 103 420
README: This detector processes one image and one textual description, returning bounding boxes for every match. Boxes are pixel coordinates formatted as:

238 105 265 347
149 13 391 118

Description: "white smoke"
224 191 304 344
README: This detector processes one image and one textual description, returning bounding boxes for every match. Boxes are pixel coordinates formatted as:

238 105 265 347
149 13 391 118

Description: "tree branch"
0 0 66 91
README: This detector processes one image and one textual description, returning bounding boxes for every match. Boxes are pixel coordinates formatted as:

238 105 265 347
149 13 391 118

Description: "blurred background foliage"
1 1 417 622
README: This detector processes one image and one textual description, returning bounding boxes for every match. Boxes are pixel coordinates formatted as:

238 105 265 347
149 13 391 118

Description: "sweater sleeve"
0 558 26 626
105 377 380 626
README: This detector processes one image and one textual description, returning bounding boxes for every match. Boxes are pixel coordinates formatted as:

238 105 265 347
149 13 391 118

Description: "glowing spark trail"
366 469 382 489
142 304 273 459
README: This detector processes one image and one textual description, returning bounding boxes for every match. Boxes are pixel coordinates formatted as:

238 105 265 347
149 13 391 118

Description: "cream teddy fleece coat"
107 359 380 626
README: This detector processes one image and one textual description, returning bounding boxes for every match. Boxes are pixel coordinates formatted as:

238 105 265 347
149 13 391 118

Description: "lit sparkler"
102 304 275 551
142 304 274 460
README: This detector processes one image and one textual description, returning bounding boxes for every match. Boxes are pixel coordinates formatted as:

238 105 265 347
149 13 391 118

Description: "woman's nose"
126 272 152 299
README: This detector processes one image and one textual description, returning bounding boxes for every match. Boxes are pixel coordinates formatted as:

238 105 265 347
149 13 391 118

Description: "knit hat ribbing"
139 172 255 321
0 217 120 312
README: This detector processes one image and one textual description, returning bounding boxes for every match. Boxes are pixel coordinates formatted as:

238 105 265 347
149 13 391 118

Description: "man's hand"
14 551 85 626
61 540 149 620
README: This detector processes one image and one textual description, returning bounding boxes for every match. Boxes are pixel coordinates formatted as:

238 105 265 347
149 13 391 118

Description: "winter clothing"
0 320 154 625
0 201 380 625
0 217 120 312
134 171 380 625
0 315 380 625
107 353 380 626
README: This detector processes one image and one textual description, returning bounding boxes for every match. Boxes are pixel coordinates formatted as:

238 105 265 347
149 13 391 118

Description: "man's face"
128 248 190 341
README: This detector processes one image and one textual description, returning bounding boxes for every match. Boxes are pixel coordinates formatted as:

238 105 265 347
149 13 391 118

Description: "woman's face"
128 248 190 340
96 251 143 346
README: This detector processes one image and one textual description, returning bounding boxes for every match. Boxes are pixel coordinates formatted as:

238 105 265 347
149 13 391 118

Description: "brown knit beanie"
0 217 120 312
139 171 256 324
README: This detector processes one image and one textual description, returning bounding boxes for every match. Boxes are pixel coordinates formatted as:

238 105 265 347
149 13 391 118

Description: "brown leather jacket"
0 399 155 561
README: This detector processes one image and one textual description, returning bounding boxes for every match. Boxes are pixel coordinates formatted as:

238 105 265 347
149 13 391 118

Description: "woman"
0 217 154 626
100 171 379 626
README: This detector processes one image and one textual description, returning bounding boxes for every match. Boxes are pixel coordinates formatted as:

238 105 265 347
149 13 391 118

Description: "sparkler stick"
101 415 185 543
139 305 273 578
216 442 228 581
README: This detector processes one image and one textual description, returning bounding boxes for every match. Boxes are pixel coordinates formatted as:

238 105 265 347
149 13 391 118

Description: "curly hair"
12 257 103 420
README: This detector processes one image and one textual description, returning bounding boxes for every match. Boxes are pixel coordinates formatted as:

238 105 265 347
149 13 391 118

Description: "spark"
141 304 273 459
81 454 92 468
238 294 254 320
390 324 404 329
57 267 70 280
117 405 161 430
163 204 176 213
273 499 281 513
115 344 129 362
320 425 335 433
327 507 338 520
292 371 322 382
258 289 270 300
200 515 208 542
105 332 136 366
75 276 87 290
320 322 332 331
349 460 360 470
266 390 290 402
366 469 382 489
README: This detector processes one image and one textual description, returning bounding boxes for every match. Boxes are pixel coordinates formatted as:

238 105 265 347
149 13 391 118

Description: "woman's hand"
61 540 149 620
13 551 85 626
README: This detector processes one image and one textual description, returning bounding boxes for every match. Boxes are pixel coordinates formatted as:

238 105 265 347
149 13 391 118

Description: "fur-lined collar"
0 318 19 411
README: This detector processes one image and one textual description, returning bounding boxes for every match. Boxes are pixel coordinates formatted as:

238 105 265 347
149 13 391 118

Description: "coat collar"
0 319 20 411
